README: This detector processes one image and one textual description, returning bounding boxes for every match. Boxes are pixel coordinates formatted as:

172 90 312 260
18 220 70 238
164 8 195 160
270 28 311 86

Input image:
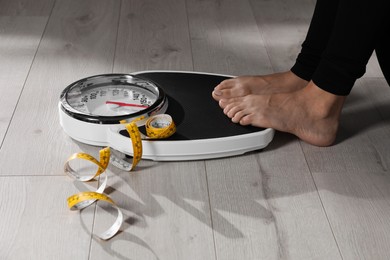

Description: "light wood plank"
187 0 341 259
301 78 390 259
0 0 53 16
250 0 315 72
0 0 121 175
205 135 342 260
0 0 54 144
90 161 216 260
0 176 95 259
113 0 193 73
186 0 273 75
365 53 383 78
91 1 216 259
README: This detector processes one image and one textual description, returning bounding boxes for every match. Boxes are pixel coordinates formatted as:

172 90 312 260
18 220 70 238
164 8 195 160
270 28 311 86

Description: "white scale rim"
59 71 275 161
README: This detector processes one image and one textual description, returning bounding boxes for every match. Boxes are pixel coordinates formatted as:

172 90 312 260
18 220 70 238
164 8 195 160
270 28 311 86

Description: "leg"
212 0 340 102
291 0 340 81
312 0 390 95
221 0 390 146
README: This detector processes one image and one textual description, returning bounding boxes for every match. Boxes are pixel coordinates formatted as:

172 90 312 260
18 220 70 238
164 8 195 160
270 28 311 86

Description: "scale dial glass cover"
60 74 166 124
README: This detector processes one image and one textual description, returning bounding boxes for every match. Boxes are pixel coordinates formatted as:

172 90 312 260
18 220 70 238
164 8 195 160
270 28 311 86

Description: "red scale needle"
106 101 149 109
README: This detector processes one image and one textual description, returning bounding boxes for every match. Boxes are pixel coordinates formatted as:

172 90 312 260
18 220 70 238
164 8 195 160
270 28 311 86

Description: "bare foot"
212 71 308 101
219 81 346 146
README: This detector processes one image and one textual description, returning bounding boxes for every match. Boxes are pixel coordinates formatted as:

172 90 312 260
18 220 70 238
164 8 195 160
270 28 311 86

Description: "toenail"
214 90 222 96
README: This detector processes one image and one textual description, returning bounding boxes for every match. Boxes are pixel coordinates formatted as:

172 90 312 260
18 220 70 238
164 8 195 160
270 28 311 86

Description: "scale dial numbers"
66 85 156 116
60 74 166 124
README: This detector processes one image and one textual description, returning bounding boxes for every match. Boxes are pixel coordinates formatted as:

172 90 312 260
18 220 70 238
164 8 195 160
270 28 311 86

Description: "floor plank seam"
298 140 345 260
203 162 219 260
111 0 123 74
247 0 276 74
0 174 65 177
184 0 196 72
362 76 388 80
255 154 289 259
87 204 98 260
0 0 57 151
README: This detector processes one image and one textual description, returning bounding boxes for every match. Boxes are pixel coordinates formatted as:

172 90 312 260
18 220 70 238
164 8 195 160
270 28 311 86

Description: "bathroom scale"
59 71 275 161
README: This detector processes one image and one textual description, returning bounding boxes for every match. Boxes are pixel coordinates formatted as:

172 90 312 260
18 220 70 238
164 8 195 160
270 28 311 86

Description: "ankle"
301 81 346 119
274 71 308 90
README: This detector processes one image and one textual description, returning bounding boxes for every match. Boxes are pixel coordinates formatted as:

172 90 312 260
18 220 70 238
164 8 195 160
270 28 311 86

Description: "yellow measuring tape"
64 114 176 240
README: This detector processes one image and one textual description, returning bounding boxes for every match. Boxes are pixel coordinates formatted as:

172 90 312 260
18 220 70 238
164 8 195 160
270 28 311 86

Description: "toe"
212 90 223 101
213 89 223 96
223 103 236 117
231 110 249 123
214 79 232 91
239 114 253 125
219 99 229 109
225 103 244 119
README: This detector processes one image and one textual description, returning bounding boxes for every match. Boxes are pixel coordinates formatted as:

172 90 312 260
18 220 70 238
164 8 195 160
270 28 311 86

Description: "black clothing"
291 0 390 96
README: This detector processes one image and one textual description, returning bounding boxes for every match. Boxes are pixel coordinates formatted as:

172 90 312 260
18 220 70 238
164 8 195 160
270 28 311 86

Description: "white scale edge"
59 71 275 161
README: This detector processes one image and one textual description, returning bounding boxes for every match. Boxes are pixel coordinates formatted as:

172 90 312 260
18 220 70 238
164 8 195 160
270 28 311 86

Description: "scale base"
59 71 275 161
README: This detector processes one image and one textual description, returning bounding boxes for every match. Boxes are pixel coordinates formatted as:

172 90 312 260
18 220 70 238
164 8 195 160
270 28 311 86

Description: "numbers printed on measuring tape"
65 147 110 181
67 191 123 240
145 114 176 139
64 114 176 240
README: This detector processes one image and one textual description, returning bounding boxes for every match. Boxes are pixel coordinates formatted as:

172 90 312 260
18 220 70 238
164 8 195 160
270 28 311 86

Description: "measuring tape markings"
126 121 143 170
65 147 118 240
64 114 176 240
67 191 123 240
65 147 111 210
65 147 110 181
111 114 176 171
145 114 176 139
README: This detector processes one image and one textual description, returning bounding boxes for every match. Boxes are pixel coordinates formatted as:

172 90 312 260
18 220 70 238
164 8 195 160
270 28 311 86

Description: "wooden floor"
1 0 390 259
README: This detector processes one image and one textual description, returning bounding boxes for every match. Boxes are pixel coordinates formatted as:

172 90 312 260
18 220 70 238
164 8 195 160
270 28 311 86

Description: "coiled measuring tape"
64 114 176 240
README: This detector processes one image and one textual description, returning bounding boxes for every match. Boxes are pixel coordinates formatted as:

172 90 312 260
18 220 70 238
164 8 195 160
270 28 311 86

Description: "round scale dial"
60 74 167 124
